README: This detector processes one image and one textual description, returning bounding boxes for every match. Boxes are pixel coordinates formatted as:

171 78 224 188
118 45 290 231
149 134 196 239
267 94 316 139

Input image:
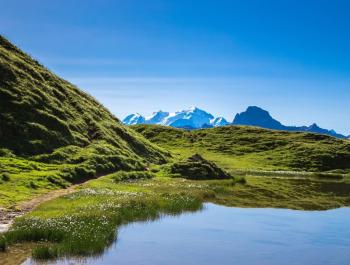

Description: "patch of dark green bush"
0 148 14 157
28 181 38 189
111 171 155 182
234 176 247 184
170 154 232 180
1 173 10 181
47 175 68 188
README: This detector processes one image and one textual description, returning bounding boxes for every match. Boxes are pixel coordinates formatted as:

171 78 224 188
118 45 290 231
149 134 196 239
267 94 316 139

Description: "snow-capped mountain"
122 106 347 139
164 107 214 128
145 111 169 125
210 117 230 127
123 107 215 129
122 113 145 125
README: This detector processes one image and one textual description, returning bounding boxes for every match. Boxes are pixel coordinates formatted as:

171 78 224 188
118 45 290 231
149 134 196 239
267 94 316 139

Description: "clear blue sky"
1 0 349 134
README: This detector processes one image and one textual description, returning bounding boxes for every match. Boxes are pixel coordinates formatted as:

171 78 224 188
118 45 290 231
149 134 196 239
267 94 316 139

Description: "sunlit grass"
2 172 350 260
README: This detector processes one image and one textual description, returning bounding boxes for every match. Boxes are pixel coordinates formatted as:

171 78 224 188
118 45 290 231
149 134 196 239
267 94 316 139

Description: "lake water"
24 203 350 265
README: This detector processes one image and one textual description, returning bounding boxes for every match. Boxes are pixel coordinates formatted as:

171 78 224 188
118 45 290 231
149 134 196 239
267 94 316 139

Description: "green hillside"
0 36 167 206
133 124 350 172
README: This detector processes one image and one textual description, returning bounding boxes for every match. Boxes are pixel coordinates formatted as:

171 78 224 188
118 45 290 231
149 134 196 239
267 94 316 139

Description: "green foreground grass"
2 171 350 261
0 35 168 208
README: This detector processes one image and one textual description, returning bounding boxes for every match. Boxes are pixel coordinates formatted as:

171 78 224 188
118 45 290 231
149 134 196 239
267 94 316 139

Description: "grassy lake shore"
2 171 350 262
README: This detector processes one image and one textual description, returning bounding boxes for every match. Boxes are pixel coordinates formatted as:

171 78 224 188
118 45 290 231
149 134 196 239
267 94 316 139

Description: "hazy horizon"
2 0 349 134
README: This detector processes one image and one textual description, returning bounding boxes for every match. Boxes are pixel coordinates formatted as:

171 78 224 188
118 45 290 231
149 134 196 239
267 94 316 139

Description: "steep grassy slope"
133 124 350 172
0 36 167 206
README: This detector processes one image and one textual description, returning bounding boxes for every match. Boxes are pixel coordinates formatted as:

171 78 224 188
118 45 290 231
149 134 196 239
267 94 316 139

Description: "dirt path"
0 186 78 233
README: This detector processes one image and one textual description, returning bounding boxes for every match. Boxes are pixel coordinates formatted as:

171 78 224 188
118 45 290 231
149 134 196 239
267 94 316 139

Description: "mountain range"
123 106 349 139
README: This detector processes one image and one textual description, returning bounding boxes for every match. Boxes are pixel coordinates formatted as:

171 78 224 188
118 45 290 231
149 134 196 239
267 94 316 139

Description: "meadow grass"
2 178 202 259
0 35 169 208
133 124 350 172
2 172 350 260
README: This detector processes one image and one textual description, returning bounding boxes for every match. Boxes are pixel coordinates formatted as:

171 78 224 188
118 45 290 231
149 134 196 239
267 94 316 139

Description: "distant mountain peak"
233 106 284 130
246 106 266 112
124 107 214 129
122 113 145 125
309 123 319 128
123 106 347 139
146 111 169 124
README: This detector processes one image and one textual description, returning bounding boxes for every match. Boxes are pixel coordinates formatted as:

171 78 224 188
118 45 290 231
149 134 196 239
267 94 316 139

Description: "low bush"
1 173 10 181
170 154 232 180
47 175 68 188
28 181 38 189
0 148 14 157
234 176 247 184
111 171 155 182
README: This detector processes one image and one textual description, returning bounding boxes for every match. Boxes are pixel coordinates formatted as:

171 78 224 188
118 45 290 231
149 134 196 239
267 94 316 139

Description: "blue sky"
1 0 350 134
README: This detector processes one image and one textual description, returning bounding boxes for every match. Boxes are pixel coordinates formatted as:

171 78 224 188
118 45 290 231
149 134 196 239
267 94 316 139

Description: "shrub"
60 164 96 183
28 181 38 189
170 154 232 180
235 176 247 184
1 173 10 181
111 171 155 182
47 175 68 188
0 148 14 157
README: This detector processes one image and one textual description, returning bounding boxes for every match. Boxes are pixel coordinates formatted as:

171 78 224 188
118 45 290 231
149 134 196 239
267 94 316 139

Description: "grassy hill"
0 36 167 206
133 124 350 172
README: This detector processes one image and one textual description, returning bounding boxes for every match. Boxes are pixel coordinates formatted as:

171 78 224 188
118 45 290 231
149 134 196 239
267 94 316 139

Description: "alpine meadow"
1 1 350 264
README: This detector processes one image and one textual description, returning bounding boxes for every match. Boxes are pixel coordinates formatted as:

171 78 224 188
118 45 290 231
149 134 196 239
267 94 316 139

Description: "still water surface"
25 203 350 265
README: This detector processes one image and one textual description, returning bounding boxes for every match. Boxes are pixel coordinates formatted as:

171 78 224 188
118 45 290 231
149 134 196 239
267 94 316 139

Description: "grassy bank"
0 35 168 208
133 124 350 172
2 172 350 261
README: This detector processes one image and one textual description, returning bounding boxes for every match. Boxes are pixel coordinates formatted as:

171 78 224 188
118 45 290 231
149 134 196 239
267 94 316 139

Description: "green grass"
2 172 350 260
0 35 167 165
1 34 350 262
0 35 169 207
133 124 350 172
0 157 66 207
3 178 202 259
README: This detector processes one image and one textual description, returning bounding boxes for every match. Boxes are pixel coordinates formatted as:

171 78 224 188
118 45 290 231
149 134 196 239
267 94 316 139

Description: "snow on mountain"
122 106 347 139
164 107 214 129
210 117 229 127
122 113 145 125
145 111 169 124
123 107 215 129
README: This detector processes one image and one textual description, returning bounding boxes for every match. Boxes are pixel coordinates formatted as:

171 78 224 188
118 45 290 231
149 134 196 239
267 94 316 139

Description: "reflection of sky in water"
25 204 350 265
